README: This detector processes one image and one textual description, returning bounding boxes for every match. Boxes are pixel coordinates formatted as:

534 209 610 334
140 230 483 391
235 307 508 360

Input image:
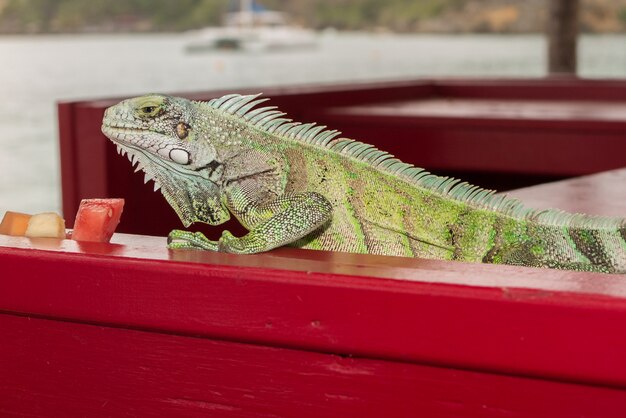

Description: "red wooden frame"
5 314 626 417
4 314 626 417
2 79 625 416
3 231 626 387
2 169 626 416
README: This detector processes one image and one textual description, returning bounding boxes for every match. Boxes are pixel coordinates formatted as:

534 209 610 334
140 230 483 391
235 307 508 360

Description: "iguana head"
101 94 230 227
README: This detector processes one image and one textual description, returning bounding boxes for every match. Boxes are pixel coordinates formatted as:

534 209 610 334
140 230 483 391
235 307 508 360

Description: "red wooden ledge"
3 231 626 387
4 313 626 417
2 170 626 417
4 78 626 415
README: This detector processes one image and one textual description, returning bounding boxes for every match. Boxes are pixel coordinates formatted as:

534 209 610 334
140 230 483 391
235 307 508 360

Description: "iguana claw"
167 230 219 251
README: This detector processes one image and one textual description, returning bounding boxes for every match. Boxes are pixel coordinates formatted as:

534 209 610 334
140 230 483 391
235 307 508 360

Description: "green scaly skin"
101 93 626 274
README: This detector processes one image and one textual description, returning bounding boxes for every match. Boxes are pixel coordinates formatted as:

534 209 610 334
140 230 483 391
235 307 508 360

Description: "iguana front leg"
167 191 332 254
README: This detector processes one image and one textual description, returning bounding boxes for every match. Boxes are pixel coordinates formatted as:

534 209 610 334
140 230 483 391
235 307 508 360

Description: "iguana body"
101 93 626 274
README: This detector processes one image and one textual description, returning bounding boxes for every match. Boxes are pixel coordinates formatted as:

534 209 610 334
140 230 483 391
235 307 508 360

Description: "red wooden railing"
1 79 625 416
2 169 626 416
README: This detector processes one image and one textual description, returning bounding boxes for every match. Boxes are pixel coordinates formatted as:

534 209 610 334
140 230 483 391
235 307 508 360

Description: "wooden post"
548 0 579 76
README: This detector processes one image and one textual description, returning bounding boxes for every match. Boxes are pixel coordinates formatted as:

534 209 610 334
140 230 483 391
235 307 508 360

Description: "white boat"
185 0 317 52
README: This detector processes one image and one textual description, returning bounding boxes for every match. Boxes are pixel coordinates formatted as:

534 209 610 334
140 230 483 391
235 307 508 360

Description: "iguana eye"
138 104 163 118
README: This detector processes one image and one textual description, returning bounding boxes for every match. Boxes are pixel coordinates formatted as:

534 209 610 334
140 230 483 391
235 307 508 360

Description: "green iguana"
101 93 626 274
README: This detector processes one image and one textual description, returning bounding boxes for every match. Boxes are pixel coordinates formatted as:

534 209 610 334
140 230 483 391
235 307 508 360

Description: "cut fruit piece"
0 211 32 236
24 212 66 239
72 198 125 243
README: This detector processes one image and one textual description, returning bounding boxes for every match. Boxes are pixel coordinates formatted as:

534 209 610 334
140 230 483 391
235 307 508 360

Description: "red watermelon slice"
72 199 125 243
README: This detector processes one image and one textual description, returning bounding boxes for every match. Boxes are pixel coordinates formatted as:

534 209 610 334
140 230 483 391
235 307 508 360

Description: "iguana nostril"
176 122 190 139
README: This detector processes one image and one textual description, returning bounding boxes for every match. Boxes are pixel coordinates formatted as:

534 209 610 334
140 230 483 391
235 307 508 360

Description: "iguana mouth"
102 123 147 136
102 122 191 165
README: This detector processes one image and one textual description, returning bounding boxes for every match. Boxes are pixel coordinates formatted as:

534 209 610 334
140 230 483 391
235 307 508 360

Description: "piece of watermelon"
72 199 125 243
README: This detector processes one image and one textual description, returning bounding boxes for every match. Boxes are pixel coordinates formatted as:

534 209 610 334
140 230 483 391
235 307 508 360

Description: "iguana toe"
167 230 219 251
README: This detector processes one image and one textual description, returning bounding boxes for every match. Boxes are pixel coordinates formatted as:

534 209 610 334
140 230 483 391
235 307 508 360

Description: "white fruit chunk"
24 212 66 239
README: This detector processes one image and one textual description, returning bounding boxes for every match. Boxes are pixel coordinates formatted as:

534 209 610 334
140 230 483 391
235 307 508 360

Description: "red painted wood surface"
3 313 626 418
57 78 626 236
322 97 626 175
1 169 626 416
4 232 626 388
507 169 626 217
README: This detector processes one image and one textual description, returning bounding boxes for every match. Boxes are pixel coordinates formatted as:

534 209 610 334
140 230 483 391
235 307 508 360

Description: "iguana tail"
488 212 626 274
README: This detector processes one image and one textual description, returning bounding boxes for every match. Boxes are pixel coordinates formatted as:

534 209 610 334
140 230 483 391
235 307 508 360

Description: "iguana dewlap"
101 93 626 274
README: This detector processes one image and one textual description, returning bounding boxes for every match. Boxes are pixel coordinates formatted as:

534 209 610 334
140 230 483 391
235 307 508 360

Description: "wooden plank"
434 78 626 102
332 98 626 123
507 169 626 217
317 113 626 176
2 228 626 388
57 102 78 219
2 314 626 418
73 106 110 214
2 169 626 388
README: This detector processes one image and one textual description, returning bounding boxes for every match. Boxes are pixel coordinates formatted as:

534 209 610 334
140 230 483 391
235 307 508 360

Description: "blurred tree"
0 0 624 34
620 6 626 24
0 0 228 32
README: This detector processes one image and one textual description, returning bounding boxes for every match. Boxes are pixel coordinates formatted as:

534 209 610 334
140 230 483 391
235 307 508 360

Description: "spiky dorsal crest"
201 93 625 230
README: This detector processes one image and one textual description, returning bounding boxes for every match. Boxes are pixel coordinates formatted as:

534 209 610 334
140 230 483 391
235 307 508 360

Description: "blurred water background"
0 32 625 215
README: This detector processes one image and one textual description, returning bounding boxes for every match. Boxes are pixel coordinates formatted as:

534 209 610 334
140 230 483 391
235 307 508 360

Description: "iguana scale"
101 93 626 274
